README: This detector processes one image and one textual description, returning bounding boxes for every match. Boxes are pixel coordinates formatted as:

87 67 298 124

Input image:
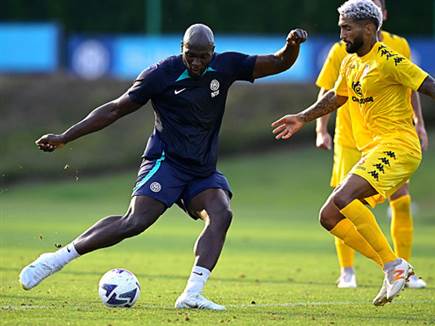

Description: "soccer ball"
98 268 141 308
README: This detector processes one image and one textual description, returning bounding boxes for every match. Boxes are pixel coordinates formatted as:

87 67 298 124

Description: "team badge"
150 182 161 193
210 79 220 98
351 81 363 97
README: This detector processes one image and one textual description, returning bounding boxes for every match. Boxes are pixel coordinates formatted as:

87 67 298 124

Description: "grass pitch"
1 146 434 325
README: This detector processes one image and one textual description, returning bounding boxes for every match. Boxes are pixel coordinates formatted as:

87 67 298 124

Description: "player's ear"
180 41 184 54
364 22 375 37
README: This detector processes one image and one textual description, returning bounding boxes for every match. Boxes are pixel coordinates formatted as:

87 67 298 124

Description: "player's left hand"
415 121 429 151
271 114 305 140
286 29 308 46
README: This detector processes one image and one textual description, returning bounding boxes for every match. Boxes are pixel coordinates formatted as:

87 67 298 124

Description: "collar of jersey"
176 66 216 82
360 41 380 62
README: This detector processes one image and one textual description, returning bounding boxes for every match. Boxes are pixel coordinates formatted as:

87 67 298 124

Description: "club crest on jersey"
210 79 220 98
351 81 363 97
150 182 161 193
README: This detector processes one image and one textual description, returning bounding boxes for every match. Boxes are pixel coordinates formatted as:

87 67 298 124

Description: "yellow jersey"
316 31 412 150
316 41 355 148
334 41 427 155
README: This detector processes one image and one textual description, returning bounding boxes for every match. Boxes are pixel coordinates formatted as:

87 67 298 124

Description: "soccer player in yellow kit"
272 0 435 305
315 0 427 289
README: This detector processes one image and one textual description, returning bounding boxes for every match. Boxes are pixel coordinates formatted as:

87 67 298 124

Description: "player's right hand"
316 131 332 150
271 114 305 140
35 134 65 152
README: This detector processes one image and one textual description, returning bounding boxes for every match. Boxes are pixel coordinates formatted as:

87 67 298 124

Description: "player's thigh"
188 188 231 214
128 195 166 223
181 171 232 219
332 173 378 209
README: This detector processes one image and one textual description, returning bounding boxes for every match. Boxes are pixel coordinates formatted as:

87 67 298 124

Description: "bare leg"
187 189 233 271
19 195 166 290
174 189 232 310
74 196 166 254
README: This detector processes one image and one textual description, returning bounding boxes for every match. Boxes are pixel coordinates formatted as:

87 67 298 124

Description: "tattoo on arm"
300 91 346 123
418 75 435 100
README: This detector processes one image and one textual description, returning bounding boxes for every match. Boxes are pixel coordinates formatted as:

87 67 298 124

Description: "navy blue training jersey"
128 52 256 177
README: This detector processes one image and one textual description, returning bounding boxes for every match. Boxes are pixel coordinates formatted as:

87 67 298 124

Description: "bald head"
181 24 215 78
182 23 215 49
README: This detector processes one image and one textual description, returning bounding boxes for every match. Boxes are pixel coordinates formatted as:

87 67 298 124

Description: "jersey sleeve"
399 37 411 60
316 42 346 90
222 52 257 82
127 64 164 105
333 56 350 97
384 53 428 91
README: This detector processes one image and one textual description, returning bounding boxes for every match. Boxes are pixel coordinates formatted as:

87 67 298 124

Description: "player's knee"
210 207 233 231
319 201 338 231
120 212 155 237
319 206 332 230
332 191 352 210
222 208 233 227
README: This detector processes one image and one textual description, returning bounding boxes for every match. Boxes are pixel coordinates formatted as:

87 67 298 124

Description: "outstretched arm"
252 29 308 79
418 75 435 100
36 93 142 152
271 91 347 140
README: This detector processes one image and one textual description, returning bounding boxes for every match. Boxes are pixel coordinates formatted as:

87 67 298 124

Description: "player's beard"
345 35 364 53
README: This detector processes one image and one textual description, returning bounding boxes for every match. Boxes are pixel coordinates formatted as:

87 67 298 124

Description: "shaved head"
182 23 215 49
181 23 215 78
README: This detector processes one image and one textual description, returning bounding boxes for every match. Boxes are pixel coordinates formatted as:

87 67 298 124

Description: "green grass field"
1 146 434 325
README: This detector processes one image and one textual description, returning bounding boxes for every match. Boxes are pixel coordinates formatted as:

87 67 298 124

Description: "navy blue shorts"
132 154 232 216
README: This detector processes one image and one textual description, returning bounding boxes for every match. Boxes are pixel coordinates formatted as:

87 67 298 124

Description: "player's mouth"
190 67 203 76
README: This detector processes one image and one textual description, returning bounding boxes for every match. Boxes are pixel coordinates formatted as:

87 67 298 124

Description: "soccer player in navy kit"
20 24 307 310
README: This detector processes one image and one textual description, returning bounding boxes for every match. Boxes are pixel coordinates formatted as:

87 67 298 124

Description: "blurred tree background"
1 0 434 36
1 0 434 184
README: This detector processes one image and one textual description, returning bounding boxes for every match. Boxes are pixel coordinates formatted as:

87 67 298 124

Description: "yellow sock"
330 219 382 267
390 195 413 261
340 200 397 265
334 237 355 268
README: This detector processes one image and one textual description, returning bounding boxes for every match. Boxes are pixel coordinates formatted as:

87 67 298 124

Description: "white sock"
183 266 210 296
341 267 355 275
52 242 80 266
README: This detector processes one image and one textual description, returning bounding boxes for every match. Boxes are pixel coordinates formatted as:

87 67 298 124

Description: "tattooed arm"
271 91 347 140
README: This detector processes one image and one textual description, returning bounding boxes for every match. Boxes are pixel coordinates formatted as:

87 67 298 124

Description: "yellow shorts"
350 143 421 207
330 144 361 188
